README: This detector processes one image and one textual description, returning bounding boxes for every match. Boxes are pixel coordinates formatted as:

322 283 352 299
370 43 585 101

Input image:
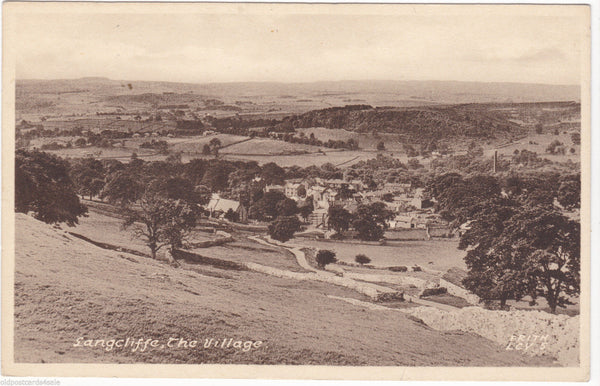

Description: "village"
206 175 452 241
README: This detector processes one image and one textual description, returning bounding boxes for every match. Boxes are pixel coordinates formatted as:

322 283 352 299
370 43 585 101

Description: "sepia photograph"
1 2 592 382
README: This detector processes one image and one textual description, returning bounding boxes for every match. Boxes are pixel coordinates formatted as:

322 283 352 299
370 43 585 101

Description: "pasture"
220 137 322 155
296 127 407 151
293 239 467 272
489 132 580 164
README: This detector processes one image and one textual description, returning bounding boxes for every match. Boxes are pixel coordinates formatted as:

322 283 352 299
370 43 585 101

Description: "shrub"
412 265 422 272
316 249 337 268
388 266 408 272
224 208 239 222
355 254 371 265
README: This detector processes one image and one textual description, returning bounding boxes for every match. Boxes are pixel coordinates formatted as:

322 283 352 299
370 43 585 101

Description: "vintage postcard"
1 2 591 382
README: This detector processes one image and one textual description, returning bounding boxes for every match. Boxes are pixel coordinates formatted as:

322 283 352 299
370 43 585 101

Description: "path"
247 235 459 311
247 235 401 299
248 235 317 272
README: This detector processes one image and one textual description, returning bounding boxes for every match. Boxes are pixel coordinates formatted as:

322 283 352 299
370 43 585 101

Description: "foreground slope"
13 213 550 365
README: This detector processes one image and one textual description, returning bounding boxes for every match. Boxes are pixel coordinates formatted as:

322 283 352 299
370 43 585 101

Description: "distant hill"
17 78 580 105
275 104 520 139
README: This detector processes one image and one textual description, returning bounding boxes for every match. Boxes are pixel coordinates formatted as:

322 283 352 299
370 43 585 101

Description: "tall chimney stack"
493 150 498 173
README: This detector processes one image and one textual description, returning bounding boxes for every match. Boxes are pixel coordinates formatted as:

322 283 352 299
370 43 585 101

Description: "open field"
220 138 323 155
489 132 580 164
293 239 466 272
296 127 408 152
221 151 370 167
167 134 249 152
41 146 156 160
14 212 552 366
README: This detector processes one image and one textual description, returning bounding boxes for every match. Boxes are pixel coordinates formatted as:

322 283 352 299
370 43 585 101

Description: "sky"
12 5 587 85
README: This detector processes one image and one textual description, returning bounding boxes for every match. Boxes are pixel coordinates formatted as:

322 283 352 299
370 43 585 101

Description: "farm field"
167 134 249 152
42 146 157 160
15 213 551 366
220 137 323 155
293 239 467 272
489 132 580 164
222 150 379 167
296 127 408 152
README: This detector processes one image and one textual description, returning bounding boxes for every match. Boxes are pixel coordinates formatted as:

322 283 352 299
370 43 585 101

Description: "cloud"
13 9 584 85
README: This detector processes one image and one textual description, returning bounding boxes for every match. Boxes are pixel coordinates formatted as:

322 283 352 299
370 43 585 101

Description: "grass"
293 239 467 272
491 132 580 163
220 138 322 155
14 212 551 366
296 128 407 151
67 208 309 273
63 209 215 256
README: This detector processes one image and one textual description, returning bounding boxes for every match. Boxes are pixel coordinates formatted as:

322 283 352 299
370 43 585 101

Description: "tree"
193 184 212 207
276 197 299 217
208 137 222 157
15 150 88 226
298 203 313 222
201 161 234 191
546 140 563 154
249 191 286 221
535 123 543 134
557 175 580 210
150 177 205 204
503 207 580 313
337 183 354 200
297 184 307 198
461 202 580 313
268 216 302 242
426 173 502 226
74 137 87 147
261 162 285 185
202 144 212 155
70 158 106 200
460 200 522 309
327 205 353 233
122 189 200 259
376 141 386 151
355 254 371 265
100 170 145 206
570 132 581 145
382 193 395 202
467 141 484 158
316 250 337 268
407 158 423 169
352 202 393 241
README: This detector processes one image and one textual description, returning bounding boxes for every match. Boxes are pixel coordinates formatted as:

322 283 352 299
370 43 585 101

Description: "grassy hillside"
13 213 551 366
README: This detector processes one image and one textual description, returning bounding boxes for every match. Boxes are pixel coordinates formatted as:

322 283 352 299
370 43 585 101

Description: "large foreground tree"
503 207 580 313
15 150 87 226
461 202 580 313
122 190 201 259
